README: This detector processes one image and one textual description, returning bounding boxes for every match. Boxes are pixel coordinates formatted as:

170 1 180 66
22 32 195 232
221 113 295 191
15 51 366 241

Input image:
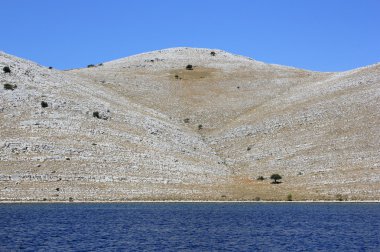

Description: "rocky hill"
1 48 379 201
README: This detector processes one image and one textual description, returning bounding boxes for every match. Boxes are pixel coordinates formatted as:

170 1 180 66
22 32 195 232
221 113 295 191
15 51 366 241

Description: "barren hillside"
1 48 379 201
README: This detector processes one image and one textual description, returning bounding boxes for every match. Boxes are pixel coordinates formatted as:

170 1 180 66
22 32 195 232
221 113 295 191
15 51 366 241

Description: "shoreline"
1 200 379 204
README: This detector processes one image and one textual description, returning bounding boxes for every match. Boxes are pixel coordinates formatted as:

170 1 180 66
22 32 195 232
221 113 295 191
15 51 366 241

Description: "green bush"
3 66 11 73
3 83 17 90
336 194 347 201
287 193 293 201
93 111 100 119
41 101 48 108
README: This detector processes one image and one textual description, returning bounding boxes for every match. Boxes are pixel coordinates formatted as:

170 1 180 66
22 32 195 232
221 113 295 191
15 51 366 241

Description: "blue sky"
1 0 379 71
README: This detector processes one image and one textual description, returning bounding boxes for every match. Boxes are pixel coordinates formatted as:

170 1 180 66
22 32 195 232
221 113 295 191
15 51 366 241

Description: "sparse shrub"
287 193 293 201
56 188 60 191
210 51 216 56
257 176 265 181
3 66 11 73
41 101 48 108
92 111 109 120
69 197 74 202
87 64 95 68
48 66 53 69
3 83 17 90
335 194 346 201
254 196 261 201
93 111 100 119
237 86 240 89
183 118 190 123
175 74 179 79
186 64 193 70
247 146 251 151
198 124 203 130
98 63 103 66
270 174 282 184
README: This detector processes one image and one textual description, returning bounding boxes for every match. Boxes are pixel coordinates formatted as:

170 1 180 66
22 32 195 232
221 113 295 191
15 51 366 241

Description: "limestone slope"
0 51 230 201
207 63 380 200
1 48 379 201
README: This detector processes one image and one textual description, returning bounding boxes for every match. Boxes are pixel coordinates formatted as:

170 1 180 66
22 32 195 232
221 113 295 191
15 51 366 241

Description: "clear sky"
2 0 379 72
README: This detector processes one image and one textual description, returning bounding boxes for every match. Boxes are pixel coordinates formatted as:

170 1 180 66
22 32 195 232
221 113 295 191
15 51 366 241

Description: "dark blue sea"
0 203 379 251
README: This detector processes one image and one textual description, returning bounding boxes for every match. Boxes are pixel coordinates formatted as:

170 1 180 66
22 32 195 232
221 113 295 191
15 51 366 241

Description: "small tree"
270 174 282 184
210 51 216 56
186 64 193 70
3 66 11 73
